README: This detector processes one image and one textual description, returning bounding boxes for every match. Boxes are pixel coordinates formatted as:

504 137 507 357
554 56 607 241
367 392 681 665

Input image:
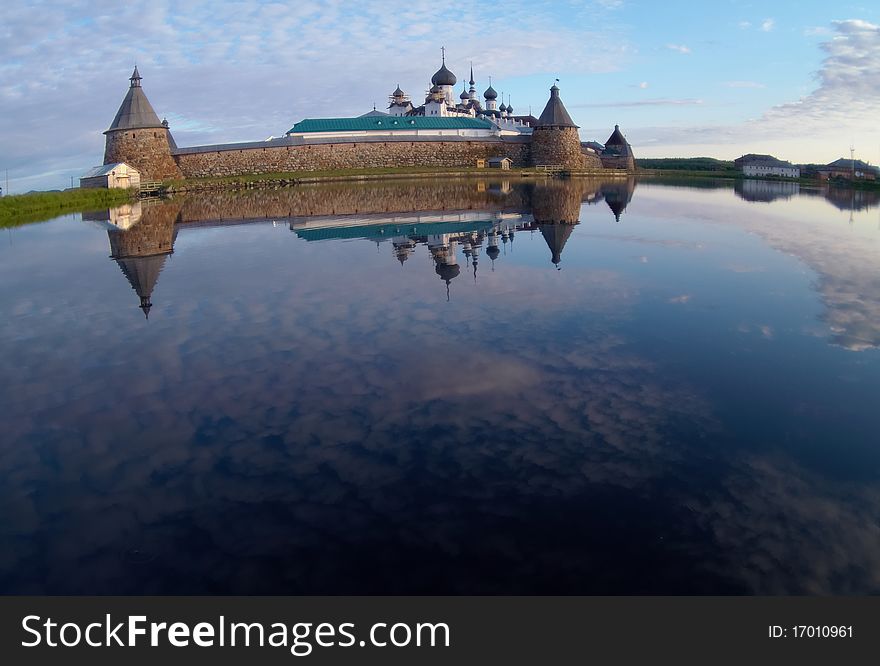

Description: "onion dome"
499 102 507 113
484 84 497 100
431 55 457 86
507 101 514 115
460 88 470 100
429 84 442 94
392 85 405 97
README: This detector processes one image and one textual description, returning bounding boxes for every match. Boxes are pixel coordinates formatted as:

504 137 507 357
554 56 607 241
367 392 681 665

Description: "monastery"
100 52 635 182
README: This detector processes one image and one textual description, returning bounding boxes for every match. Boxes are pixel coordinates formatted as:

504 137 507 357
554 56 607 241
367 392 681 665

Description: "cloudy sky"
2 0 880 191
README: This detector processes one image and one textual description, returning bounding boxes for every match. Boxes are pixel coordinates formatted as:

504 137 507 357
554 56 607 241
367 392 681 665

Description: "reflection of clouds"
691 455 880 594
742 220 880 351
0 222 733 593
637 183 880 351
1 181 879 594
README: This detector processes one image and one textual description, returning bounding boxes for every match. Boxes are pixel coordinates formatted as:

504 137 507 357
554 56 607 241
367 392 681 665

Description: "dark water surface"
1 177 879 594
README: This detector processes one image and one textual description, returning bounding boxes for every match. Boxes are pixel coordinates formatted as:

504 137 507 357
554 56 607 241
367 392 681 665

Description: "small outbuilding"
488 157 512 170
80 163 141 189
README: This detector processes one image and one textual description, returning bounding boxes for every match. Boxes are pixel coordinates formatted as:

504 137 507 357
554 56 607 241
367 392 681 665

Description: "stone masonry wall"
530 127 587 169
174 140 531 179
600 154 635 170
104 128 183 181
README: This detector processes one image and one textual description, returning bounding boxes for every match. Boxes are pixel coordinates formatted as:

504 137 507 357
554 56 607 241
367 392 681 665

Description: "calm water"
1 177 879 594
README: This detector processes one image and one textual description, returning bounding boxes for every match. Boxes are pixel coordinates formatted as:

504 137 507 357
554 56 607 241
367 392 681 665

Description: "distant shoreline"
4 164 876 228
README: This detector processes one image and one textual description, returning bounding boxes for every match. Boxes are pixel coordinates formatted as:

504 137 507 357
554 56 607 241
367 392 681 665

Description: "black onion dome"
392 85 405 97
431 62 457 86
499 102 507 112
484 85 497 100
460 88 470 100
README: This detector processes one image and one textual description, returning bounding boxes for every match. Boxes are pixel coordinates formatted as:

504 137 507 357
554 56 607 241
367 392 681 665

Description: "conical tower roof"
539 223 575 266
605 124 626 146
536 84 578 128
106 67 164 133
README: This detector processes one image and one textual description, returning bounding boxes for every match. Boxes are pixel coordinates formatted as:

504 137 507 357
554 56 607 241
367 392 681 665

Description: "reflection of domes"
432 62 457 86
487 245 500 261
435 263 461 282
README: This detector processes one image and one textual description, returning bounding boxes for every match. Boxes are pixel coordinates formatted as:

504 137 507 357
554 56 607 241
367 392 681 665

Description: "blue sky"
1 0 879 191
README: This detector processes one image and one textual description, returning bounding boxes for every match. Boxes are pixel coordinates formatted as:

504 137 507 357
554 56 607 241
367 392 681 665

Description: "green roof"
287 116 494 134
293 219 497 242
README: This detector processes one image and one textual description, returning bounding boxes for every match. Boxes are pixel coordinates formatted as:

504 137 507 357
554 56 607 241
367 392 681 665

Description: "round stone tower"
103 67 182 181
530 84 585 169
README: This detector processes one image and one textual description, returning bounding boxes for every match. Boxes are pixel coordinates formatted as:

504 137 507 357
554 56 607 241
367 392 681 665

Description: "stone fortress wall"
102 70 633 182
173 138 532 179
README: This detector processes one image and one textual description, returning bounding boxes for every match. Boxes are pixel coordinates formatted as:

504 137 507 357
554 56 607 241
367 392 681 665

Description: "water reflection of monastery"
288 178 636 297
83 202 177 318
84 179 636 312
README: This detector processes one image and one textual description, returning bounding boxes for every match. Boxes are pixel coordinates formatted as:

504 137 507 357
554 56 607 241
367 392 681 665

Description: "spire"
536 81 578 128
469 62 475 86
106 68 164 132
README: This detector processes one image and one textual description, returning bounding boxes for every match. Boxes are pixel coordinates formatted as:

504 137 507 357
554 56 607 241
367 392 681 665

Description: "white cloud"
574 98 703 108
666 43 691 54
0 0 635 191
738 21 751 29
635 19 880 163
805 26 831 36
724 81 766 89
761 18 775 32
638 81 649 89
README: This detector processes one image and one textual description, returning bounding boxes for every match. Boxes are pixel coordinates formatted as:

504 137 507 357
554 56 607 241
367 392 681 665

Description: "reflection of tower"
530 180 581 268
486 228 500 270
601 177 636 222
429 234 460 300
392 237 415 265
106 202 179 318
539 225 575 270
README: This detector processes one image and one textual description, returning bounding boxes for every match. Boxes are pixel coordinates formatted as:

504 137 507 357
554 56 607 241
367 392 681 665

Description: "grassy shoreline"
0 188 136 228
